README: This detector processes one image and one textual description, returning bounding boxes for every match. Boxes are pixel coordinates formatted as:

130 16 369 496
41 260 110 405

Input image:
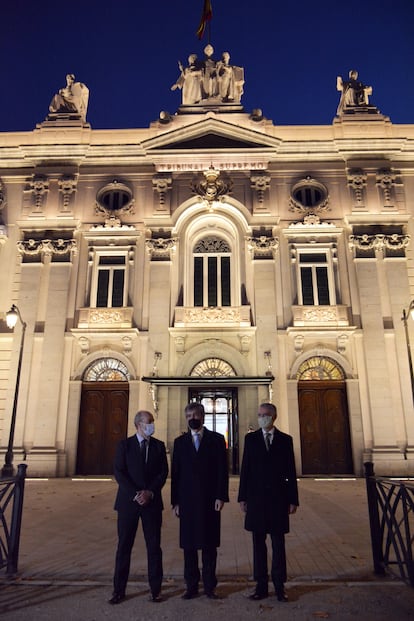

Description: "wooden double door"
76 382 129 475
298 381 353 475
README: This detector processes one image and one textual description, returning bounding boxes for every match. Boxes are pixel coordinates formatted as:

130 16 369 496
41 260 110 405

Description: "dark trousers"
183 547 217 593
113 507 163 596
252 531 287 594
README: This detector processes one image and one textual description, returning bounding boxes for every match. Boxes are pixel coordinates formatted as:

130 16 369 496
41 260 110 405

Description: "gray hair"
260 402 277 417
134 410 152 426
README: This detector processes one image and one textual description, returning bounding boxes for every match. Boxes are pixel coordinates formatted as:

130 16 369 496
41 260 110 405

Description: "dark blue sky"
2 0 413 132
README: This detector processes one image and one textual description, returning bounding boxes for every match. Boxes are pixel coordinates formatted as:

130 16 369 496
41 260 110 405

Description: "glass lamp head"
6 306 18 329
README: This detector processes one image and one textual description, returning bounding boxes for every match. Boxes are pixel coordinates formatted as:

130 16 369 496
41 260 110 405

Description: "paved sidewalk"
1 476 414 620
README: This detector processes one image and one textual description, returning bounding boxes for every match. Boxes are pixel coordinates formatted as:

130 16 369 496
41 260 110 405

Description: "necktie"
265 432 271 451
194 433 200 451
141 439 147 463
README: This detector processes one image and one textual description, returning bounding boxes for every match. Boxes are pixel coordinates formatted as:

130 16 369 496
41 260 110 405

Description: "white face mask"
143 422 155 437
258 415 273 430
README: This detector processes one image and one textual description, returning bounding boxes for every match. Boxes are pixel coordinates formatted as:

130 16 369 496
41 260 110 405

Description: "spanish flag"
196 0 213 40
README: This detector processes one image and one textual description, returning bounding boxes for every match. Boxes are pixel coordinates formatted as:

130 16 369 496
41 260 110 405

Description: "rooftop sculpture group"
49 73 89 122
45 65 377 125
171 44 244 106
336 70 373 115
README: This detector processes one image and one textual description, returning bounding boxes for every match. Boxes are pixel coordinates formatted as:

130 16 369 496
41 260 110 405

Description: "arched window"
83 357 130 381
193 236 231 307
190 358 236 377
296 356 345 380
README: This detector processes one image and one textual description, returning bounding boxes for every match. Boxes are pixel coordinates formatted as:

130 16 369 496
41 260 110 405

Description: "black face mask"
188 418 202 430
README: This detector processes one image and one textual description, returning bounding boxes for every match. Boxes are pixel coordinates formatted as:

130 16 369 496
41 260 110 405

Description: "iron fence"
0 463 27 576
365 461 414 586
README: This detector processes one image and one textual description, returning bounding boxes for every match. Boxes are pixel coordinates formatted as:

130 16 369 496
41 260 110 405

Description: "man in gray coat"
238 402 299 602
171 402 229 599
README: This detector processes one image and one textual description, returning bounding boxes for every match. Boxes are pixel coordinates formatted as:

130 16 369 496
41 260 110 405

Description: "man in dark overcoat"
238 402 298 602
109 410 168 605
171 402 229 599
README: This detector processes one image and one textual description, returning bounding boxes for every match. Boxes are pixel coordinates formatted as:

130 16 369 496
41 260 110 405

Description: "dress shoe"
181 589 198 600
276 589 288 602
108 593 125 605
149 593 163 602
248 590 268 601
205 590 219 599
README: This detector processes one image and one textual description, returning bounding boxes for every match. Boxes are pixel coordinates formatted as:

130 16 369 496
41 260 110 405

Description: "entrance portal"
76 382 128 475
189 388 239 474
297 356 353 475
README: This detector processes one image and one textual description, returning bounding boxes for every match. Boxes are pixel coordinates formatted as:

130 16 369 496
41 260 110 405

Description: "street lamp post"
402 300 414 406
2 305 27 478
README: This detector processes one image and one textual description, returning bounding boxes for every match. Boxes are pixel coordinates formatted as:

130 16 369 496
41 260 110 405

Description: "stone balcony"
292 305 350 327
174 306 252 328
77 307 133 329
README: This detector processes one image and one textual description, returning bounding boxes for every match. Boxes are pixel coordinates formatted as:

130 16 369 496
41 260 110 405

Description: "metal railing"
365 461 414 586
0 463 27 576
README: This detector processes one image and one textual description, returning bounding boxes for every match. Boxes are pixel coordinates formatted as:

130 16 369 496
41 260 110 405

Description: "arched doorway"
297 356 353 475
76 357 130 475
188 358 239 474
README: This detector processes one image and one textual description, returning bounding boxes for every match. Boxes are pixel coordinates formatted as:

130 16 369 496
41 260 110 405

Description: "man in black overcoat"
238 402 298 602
109 410 168 604
171 402 229 599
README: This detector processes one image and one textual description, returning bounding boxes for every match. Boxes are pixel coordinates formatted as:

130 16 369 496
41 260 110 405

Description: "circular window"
96 181 133 213
290 177 328 212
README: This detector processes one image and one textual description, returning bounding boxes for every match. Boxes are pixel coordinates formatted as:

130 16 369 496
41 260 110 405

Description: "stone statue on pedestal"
336 70 372 115
171 45 244 107
49 74 89 121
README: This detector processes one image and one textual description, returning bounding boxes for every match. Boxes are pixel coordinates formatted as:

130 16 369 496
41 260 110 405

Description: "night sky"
2 0 413 132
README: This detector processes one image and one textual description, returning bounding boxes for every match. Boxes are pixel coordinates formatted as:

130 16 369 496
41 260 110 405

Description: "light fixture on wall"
402 301 414 404
2 305 27 477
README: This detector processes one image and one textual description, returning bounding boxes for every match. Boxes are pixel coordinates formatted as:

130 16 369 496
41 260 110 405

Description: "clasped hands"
133 490 153 506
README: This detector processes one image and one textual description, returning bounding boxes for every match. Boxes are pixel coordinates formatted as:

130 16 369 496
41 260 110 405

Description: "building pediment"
142 117 280 153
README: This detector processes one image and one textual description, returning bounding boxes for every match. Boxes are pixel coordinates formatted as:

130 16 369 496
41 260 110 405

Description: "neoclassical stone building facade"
1 57 414 477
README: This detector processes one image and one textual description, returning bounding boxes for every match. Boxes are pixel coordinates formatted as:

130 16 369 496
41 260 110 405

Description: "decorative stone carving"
58 175 77 211
348 234 410 254
17 237 77 259
336 70 372 115
184 307 242 323
294 334 305 355
347 169 367 207
337 334 348 355
191 166 233 209
122 336 133 356
239 334 251 355
171 45 244 106
302 307 338 322
250 173 271 203
174 336 186 355
30 175 49 211
49 74 89 122
78 336 90 357
264 350 273 376
194 237 230 253
145 237 177 260
246 235 279 259
376 169 396 206
88 309 124 324
152 174 172 207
